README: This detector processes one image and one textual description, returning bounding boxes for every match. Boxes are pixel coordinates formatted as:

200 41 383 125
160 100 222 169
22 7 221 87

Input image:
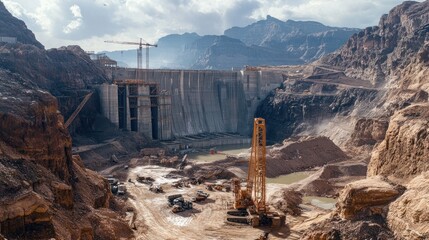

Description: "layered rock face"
0 43 109 132
336 176 404 220
0 71 132 239
0 4 132 239
288 2 429 239
0 70 72 180
368 104 429 179
387 171 429 239
321 1 429 87
256 86 379 143
349 118 389 146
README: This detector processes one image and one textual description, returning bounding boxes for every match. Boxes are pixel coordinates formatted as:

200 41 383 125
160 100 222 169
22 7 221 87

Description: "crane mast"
233 118 267 213
249 118 267 213
229 118 285 228
104 38 157 69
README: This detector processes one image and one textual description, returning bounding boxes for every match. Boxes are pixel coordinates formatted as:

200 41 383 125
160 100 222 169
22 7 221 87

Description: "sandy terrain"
103 164 331 240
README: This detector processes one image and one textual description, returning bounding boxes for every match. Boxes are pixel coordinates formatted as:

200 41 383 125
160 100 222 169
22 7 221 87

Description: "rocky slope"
247 1 429 239
0 2 43 48
0 71 132 239
0 4 133 239
368 104 429 180
321 1 429 87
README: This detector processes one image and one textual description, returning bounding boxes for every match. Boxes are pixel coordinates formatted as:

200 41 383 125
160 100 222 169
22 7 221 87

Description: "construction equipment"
227 118 285 227
191 190 209 202
64 92 93 128
104 38 157 69
167 194 193 213
171 198 193 213
167 194 183 206
117 184 127 195
149 184 163 193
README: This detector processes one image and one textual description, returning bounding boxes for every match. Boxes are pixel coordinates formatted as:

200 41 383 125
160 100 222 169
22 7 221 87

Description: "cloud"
63 4 82 34
2 0 425 51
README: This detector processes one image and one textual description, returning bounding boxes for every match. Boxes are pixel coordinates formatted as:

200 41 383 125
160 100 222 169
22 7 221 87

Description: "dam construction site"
1 1 429 240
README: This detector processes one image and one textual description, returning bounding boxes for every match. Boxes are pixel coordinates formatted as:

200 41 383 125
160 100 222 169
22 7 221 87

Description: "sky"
2 0 423 52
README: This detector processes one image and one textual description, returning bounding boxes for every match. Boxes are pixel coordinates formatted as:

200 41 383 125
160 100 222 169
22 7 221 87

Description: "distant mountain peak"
266 15 281 21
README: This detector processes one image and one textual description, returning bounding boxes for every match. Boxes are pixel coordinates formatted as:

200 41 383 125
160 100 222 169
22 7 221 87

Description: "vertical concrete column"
137 84 152 138
95 84 119 127
108 84 119 127
125 85 131 131
158 94 172 140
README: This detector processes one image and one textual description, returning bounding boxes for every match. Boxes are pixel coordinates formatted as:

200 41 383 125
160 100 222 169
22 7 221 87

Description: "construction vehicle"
167 194 183 206
256 232 270 240
149 184 163 193
191 190 210 202
117 184 127 195
205 184 214 191
227 118 285 228
171 197 193 213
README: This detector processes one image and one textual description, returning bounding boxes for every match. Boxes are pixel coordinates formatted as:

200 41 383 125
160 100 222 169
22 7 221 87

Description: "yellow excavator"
227 118 285 227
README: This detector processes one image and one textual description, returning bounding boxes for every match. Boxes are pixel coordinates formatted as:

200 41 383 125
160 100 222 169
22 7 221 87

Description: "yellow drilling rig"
227 118 286 227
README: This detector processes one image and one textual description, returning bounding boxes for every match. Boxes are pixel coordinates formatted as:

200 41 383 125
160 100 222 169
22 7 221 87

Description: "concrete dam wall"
97 68 283 140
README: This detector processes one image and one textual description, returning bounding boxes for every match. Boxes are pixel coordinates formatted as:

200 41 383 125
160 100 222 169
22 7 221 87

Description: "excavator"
227 118 285 228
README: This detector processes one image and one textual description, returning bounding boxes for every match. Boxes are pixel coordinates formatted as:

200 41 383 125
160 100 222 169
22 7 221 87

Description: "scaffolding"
115 79 172 140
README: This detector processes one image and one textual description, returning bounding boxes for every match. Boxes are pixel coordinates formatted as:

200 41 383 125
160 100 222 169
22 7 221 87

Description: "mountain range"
103 15 360 69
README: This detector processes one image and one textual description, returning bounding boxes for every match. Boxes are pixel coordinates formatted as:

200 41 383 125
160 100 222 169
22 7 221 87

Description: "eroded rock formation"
387 171 429 239
0 3 133 239
336 176 404 220
368 104 429 179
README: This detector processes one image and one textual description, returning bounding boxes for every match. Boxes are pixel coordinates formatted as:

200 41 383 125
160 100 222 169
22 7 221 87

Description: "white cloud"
2 0 425 51
63 4 82 34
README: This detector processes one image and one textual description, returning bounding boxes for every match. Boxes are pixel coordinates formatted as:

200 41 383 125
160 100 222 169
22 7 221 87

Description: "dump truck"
171 198 193 213
167 194 183 206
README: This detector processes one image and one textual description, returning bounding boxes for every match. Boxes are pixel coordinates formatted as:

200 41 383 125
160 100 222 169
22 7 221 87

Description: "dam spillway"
96 68 283 141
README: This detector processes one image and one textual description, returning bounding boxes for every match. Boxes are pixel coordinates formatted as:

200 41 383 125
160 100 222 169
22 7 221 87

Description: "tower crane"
104 38 157 69
227 118 285 228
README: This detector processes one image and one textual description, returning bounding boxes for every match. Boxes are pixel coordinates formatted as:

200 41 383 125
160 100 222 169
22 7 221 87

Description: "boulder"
337 176 403 220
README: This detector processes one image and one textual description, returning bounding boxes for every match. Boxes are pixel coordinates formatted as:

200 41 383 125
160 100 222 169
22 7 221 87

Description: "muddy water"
187 144 250 163
303 196 337 210
267 171 337 210
266 171 313 184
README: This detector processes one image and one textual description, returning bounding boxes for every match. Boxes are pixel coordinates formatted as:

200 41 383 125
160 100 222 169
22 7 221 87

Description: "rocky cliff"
368 104 429 179
0 4 133 239
295 1 429 239
0 2 43 48
321 1 429 87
